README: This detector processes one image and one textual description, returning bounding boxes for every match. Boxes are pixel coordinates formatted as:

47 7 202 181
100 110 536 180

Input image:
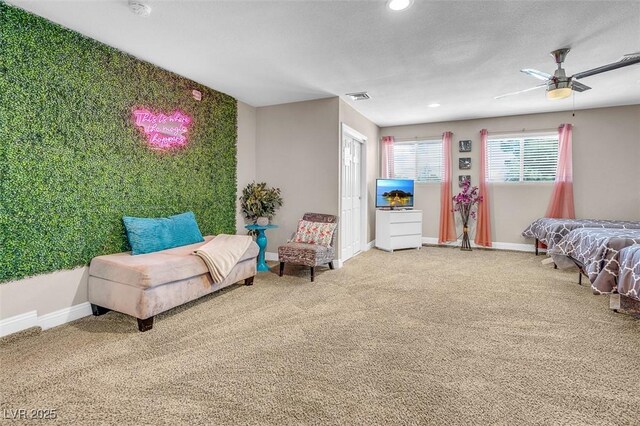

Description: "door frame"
338 123 368 267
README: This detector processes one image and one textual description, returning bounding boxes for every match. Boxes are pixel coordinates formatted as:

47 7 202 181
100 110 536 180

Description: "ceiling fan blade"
572 52 640 80
571 80 591 92
521 68 553 81
494 83 546 99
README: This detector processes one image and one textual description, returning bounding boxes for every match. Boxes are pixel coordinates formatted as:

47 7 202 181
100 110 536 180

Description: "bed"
548 228 640 289
595 244 640 317
591 244 640 297
522 218 640 254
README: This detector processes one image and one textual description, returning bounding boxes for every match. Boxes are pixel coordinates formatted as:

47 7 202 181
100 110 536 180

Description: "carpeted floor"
1 246 639 425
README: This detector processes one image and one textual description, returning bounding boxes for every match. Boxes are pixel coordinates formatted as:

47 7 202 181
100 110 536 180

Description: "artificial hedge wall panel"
0 4 237 282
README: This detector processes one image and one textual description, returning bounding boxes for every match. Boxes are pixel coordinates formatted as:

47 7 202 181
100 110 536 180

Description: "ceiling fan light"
546 87 572 100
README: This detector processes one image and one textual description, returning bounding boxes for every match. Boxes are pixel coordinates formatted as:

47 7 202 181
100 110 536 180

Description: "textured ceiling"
8 0 640 126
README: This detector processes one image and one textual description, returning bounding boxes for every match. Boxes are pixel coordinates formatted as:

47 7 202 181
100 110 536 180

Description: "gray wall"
381 105 640 244
255 97 340 251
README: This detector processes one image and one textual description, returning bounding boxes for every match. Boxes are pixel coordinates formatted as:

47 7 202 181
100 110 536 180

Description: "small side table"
245 224 278 272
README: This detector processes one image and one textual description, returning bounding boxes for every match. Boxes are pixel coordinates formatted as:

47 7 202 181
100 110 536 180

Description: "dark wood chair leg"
244 276 254 286
578 273 582 285
310 266 315 282
279 262 285 277
137 317 154 332
554 263 557 269
535 239 539 256
91 304 110 316
328 261 334 270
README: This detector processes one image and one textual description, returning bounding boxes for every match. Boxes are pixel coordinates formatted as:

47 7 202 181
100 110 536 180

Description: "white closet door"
352 140 362 255
341 137 354 261
341 134 363 262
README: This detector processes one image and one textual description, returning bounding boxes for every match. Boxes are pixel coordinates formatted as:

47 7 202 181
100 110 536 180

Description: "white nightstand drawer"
390 211 422 224
391 235 422 250
390 222 421 236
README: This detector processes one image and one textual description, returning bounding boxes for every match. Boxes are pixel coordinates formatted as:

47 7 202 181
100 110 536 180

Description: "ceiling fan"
495 48 640 100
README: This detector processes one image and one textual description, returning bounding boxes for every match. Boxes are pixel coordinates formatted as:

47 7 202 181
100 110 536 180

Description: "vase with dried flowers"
452 178 483 251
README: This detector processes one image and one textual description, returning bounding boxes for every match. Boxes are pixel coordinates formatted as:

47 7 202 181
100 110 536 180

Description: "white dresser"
375 209 423 252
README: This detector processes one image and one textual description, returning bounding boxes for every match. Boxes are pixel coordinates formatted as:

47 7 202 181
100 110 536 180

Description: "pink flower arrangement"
452 178 483 223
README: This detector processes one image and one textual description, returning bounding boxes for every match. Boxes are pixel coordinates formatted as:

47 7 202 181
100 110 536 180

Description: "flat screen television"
376 178 414 209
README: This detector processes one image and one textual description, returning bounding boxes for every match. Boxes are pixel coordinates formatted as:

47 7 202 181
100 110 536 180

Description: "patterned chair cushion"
293 220 337 247
278 242 335 267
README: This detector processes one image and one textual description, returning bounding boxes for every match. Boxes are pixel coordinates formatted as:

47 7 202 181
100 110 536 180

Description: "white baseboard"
0 311 38 338
422 237 441 245
365 240 375 251
265 251 278 262
491 242 536 253
0 302 93 338
37 302 93 331
421 237 536 253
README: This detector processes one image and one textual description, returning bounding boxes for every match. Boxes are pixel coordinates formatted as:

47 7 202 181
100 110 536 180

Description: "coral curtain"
545 124 575 218
381 136 395 178
438 131 457 243
475 129 492 247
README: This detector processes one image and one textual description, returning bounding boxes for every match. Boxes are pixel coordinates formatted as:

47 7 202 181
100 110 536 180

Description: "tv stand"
375 210 422 252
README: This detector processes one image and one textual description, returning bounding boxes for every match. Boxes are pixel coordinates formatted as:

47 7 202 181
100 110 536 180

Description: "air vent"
346 92 371 101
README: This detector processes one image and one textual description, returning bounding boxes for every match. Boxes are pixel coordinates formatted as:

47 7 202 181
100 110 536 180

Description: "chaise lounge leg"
244 276 254 286
578 273 582 285
535 239 539 256
328 261 334 270
137 317 154 332
91 304 110 316
279 262 285 277
310 266 315 282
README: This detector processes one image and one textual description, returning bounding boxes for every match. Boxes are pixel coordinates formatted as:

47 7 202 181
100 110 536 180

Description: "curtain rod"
383 126 565 140
487 127 559 136
387 135 442 142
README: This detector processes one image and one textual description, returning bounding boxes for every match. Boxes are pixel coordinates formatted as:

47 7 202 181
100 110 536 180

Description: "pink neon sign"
132 108 192 149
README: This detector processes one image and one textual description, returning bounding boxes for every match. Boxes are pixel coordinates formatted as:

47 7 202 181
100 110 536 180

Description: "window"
393 140 443 183
486 134 559 182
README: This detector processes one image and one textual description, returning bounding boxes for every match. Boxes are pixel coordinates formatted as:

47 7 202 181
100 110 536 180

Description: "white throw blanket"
194 234 252 283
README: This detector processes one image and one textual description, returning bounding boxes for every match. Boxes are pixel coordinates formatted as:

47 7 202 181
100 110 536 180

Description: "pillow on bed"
123 211 204 255
293 220 336 247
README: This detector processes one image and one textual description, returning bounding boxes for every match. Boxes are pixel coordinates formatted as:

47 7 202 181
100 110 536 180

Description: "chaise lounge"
88 236 259 331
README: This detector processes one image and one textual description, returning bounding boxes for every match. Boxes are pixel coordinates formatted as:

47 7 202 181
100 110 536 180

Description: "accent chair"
278 212 338 282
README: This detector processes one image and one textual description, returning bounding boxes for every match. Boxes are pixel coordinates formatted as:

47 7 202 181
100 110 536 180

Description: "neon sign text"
132 108 192 149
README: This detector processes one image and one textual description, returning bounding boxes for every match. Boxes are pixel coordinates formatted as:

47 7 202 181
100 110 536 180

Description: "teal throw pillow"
122 211 205 255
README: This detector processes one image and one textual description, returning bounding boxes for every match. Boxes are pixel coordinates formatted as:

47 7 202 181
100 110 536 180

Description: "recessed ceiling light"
387 0 414 11
129 0 151 17
428 103 441 108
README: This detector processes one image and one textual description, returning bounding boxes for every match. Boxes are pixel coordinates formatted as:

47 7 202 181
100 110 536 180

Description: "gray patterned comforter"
549 228 640 291
593 244 640 301
522 218 640 250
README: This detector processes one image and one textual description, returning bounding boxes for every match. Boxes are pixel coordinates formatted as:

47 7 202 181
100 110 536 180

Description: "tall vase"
460 205 472 251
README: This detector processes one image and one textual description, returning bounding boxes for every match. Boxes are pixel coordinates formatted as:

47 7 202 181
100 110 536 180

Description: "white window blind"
486 134 559 182
393 140 443 183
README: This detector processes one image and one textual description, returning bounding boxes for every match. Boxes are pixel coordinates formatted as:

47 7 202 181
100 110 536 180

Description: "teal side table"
245 224 278 272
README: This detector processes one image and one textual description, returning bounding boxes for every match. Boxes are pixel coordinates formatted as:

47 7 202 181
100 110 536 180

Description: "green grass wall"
0 4 238 282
